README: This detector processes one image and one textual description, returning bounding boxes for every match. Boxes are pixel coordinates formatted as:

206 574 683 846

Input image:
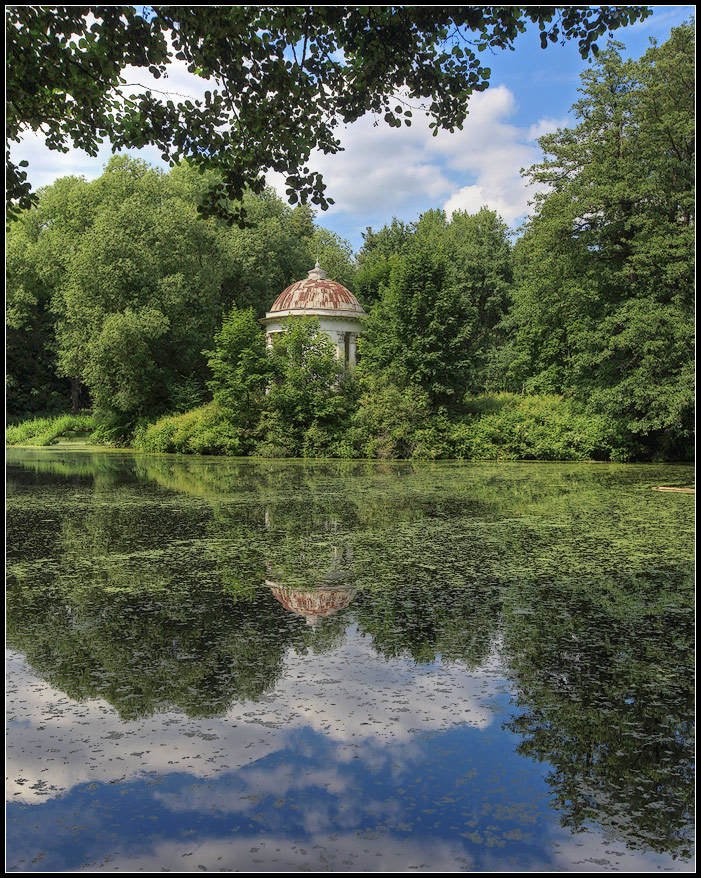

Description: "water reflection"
265 526 357 626
5 449 695 867
502 567 695 859
268 581 357 625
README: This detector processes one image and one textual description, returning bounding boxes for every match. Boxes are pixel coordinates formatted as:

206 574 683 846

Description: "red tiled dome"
266 263 365 317
268 585 356 619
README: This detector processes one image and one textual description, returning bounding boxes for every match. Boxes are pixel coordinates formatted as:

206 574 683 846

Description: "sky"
13 6 695 254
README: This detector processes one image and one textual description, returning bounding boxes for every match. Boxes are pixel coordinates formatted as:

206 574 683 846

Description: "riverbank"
6 394 693 463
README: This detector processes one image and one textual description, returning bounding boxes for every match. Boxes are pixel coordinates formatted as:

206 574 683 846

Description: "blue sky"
14 6 694 254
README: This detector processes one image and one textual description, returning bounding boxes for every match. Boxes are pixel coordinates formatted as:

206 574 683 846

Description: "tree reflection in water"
6 449 694 859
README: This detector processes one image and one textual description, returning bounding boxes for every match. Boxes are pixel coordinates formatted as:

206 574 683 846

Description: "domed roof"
266 262 366 319
268 584 357 625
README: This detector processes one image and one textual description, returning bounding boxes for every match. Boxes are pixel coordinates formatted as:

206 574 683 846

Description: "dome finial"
308 255 326 280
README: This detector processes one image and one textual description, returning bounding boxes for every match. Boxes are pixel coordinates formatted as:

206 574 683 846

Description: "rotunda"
267 583 357 627
261 261 366 366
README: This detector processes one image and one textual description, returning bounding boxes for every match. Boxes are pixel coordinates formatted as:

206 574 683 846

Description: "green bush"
6 412 95 446
410 413 453 460
252 410 300 458
301 422 337 458
5 392 640 463
133 403 244 455
90 412 137 447
461 392 519 416
450 394 635 461
350 378 433 459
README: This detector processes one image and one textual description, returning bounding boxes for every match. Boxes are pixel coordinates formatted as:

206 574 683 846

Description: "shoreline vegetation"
4 393 689 463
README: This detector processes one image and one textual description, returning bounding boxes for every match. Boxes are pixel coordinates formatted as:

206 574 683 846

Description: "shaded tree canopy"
7 5 651 223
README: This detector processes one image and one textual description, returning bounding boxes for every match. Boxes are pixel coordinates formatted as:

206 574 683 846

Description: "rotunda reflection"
265 542 356 626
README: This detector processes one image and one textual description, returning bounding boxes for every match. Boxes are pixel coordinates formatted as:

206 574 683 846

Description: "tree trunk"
71 378 83 413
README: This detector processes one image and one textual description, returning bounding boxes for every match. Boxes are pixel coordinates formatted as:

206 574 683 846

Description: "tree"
6 157 229 419
354 218 413 309
444 207 513 393
259 317 348 455
358 208 513 406
7 6 651 223
7 153 357 421
52 156 227 418
507 23 694 457
308 227 356 293
213 196 355 318
83 306 170 416
205 304 271 445
214 194 315 318
6 173 100 413
359 219 471 407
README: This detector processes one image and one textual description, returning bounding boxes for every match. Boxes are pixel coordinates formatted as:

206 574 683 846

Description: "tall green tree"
309 227 356 293
508 23 694 457
259 318 348 455
358 208 512 406
214 195 316 318
6 174 97 413
213 198 356 318
53 156 226 417
359 221 471 407
205 305 271 445
354 219 413 309
445 207 513 392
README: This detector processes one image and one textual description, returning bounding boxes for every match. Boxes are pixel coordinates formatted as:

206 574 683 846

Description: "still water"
6 448 694 872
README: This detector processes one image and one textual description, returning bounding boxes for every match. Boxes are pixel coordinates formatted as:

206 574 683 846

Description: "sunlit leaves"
508 23 694 458
7 6 651 224
358 207 512 405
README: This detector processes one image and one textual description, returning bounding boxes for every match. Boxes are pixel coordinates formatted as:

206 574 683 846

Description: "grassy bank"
6 395 651 462
133 394 637 461
6 412 96 447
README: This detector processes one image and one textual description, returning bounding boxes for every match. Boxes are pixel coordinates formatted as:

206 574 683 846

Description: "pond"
6 448 695 872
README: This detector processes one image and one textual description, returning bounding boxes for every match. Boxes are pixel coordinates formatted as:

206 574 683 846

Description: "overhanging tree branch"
6 5 652 224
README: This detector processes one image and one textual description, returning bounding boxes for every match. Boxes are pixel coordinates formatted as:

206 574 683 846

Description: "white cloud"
430 86 566 225
79 832 477 872
13 129 168 190
443 184 527 224
547 827 696 872
284 84 571 229
305 114 454 215
527 116 569 142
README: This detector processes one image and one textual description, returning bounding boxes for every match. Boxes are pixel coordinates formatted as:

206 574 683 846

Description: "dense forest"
6 24 694 461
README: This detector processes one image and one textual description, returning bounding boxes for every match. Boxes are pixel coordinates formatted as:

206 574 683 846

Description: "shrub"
301 422 336 458
450 394 635 461
252 410 299 458
133 403 244 455
351 377 433 459
410 413 453 460
6 412 95 446
90 412 136 447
